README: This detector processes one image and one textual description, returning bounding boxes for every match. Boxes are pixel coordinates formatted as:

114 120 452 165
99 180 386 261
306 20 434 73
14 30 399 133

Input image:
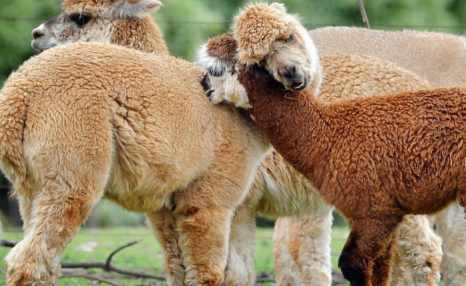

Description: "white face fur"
31 0 161 51
197 43 251 109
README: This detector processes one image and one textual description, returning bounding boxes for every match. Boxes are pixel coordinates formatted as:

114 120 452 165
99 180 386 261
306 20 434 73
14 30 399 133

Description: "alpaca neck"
110 16 169 54
239 66 335 189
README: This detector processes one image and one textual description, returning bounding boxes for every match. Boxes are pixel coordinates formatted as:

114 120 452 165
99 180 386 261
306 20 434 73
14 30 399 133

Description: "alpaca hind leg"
436 202 466 286
338 216 402 286
273 218 302 286
147 207 186 286
5 181 106 286
274 210 333 286
397 214 442 286
223 212 257 286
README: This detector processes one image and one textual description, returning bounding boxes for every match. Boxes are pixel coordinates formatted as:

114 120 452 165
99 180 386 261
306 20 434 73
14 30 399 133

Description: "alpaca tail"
0 78 30 196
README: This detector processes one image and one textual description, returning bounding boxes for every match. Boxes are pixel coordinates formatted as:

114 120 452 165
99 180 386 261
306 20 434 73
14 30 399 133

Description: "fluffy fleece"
200 34 442 286
0 42 270 286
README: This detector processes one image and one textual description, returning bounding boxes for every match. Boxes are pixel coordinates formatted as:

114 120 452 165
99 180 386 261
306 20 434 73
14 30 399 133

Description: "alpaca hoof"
5 247 57 286
185 265 225 286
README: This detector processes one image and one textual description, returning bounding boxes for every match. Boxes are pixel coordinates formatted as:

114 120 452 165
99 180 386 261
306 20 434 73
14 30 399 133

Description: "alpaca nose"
32 29 44 40
280 65 305 90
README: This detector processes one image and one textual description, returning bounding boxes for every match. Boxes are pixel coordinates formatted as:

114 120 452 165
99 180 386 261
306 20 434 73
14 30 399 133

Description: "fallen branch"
62 239 167 281
0 239 17 247
60 274 123 286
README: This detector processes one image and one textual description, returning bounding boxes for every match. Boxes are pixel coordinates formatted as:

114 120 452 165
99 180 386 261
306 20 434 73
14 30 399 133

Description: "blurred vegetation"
1 0 466 85
0 0 466 227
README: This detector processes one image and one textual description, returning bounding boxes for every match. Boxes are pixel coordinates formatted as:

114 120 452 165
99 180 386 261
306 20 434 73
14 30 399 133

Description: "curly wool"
233 3 293 65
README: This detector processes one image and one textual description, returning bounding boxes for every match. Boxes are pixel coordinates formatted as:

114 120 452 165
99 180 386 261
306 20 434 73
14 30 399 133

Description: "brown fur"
1 42 270 286
236 65 466 285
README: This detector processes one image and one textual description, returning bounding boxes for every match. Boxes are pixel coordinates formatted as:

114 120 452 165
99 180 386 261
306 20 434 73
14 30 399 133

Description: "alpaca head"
31 0 162 51
198 35 252 109
233 2 322 92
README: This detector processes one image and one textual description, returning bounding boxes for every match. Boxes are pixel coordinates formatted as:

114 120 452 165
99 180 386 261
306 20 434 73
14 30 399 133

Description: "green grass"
1 225 350 285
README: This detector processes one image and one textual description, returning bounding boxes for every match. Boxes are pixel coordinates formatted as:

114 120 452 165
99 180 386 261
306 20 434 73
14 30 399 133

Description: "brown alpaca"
203 3 466 285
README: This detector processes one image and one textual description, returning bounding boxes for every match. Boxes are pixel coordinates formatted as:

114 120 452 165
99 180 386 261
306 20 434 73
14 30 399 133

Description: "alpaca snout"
279 65 306 91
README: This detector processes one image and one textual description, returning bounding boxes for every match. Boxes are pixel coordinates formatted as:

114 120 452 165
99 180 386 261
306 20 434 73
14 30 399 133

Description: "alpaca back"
309 26 466 87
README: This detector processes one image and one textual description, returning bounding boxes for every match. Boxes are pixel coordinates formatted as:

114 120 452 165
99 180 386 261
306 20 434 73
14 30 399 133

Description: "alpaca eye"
286 34 294 43
70 14 91 27
208 66 225 77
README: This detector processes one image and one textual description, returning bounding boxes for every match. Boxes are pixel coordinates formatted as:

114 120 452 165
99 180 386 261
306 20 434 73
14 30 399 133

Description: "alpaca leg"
273 218 302 286
274 210 333 286
396 214 442 286
436 202 466 286
147 207 185 286
5 182 106 286
223 210 257 286
17 193 34 235
371 236 397 286
338 216 402 286
176 204 233 286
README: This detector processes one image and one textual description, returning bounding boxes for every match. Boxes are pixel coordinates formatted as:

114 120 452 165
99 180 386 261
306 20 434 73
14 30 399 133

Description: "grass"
0 225 351 285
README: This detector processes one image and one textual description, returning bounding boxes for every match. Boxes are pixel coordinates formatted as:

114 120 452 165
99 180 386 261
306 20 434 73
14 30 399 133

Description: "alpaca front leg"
5 184 103 286
147 208 186 286
177 206 233 286
338 216 402 286
371 236 397 286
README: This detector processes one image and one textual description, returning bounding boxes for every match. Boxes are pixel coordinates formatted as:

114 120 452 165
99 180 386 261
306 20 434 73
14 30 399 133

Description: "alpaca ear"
270 2 287 13
111 0 162 19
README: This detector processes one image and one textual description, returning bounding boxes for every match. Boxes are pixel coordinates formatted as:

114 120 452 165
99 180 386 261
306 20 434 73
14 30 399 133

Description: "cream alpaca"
31 0 168 54
1 42 271 286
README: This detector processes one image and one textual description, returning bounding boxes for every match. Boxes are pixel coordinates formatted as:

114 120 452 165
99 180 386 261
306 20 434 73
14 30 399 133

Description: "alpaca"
31 0 168 54
1 42 272 286
203 3 466 285
30 3 441 285
309 26 466 88
308 26 466 285
199 34 442 286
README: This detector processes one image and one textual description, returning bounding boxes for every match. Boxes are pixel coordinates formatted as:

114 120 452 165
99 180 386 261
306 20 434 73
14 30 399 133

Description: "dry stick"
60 274 124 286
358 0 370 28
0 239 17 247
1 238 166 280
62 239 167 280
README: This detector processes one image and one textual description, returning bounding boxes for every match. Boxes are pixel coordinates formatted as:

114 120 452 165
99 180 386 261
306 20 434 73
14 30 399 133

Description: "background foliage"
0 0 466 227
1 0 466 85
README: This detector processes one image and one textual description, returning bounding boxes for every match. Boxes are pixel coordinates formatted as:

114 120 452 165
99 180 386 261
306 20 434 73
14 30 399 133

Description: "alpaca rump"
200 34 441 286
236 64 466 285
0 42 270 286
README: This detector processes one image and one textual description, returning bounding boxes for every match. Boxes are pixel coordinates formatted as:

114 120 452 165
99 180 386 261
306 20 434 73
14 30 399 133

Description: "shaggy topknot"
233 2 294 65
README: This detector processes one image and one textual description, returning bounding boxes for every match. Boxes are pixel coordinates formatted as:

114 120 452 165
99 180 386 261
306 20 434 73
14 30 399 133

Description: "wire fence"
1 17 466 31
